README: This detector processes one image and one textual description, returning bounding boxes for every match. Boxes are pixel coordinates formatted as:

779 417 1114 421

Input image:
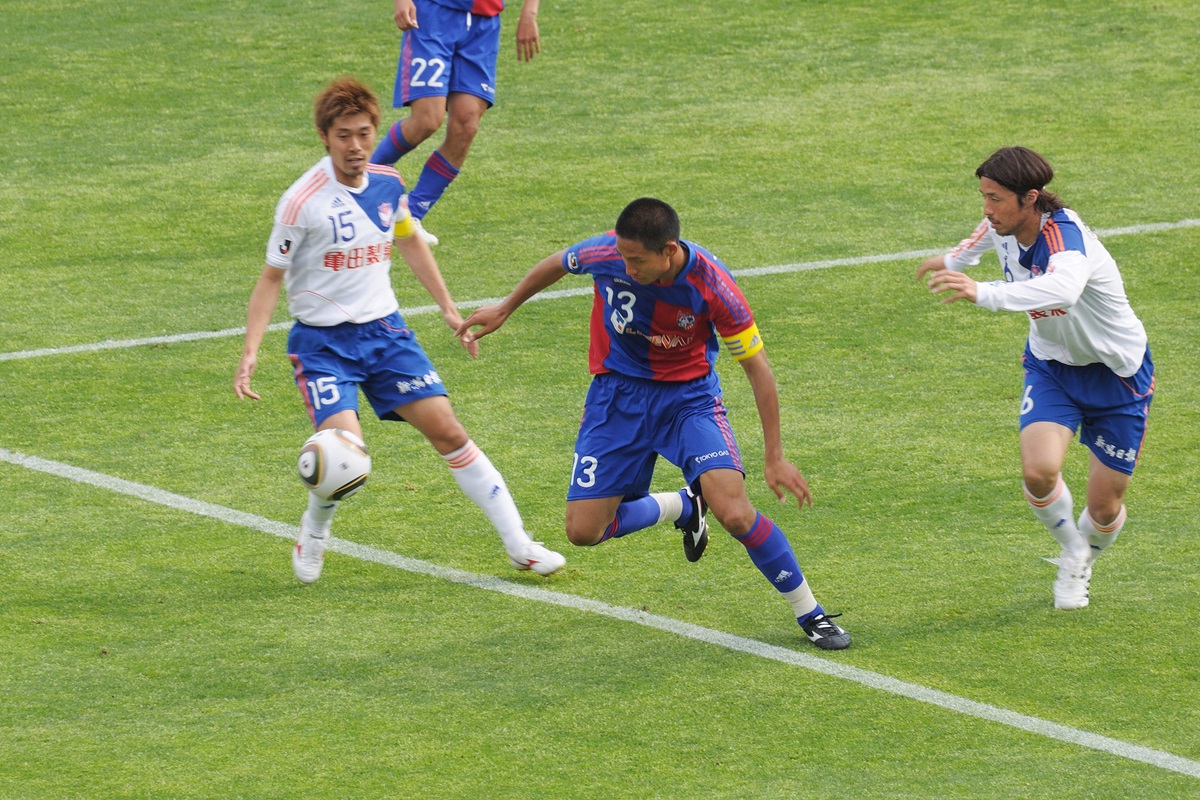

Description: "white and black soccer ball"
297 429 371 501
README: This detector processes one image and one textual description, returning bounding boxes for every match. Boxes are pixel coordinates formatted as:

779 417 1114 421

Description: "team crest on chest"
378 202 393 227
676 310 696 331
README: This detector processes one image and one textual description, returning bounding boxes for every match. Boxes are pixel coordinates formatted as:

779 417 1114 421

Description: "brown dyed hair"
313 76 381 135
975 146 1065 213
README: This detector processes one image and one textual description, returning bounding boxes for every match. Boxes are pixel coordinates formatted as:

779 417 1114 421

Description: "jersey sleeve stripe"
1044 220 1066 254
577 244 621 264
949 219 992 257
365 164 401 177
282 172 329 226
695 255 753 327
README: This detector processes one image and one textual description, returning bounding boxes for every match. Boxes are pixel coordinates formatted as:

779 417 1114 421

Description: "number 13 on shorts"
572 452 598 488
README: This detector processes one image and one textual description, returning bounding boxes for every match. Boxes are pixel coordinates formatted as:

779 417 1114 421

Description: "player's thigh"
1078 350 1154 478
393 5 463 106
659 381 745 485
1019 356 1082 434
448 13 499 104
567 377 658 501
1085 451 1132 522
287 326 365 429
357 318 451 422
317 409 364 440
1019 421 1075 488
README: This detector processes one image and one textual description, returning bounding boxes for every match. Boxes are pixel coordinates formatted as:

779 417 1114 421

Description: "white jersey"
943 208 1147 376
265 157 408 326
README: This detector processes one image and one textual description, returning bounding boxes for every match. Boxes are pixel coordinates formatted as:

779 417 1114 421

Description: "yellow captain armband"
393 205 415 239
722 323 764 361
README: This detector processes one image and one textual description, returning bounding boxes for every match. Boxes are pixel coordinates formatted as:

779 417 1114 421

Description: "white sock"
1079 505 1126 566
781 582 818 619
304 492 337 535
1024 477 1088 559
652 490 685 525
444 440 530 555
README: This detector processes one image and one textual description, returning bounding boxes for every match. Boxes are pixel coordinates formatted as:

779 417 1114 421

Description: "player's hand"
926 269 978 304
516 9 540 62
456 305 510 343
441 307 479 358
234 355 261 400
394 0 418 30
765 457 813 509
916 255 947 279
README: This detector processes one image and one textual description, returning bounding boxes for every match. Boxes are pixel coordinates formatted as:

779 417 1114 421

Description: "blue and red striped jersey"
562 233 758 382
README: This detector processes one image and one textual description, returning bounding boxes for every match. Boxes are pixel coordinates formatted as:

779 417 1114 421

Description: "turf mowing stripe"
3 218 1197 363
4 445 1199 780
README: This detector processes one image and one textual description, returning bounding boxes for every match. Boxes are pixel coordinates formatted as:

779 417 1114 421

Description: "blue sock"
733 512 807 594
597 496 664 543
371 121 414 167
408 151 460 220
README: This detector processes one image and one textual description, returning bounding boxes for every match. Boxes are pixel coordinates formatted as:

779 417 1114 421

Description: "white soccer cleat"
1052 548 1091 610
412 218 439 247
509 540 566 576
293 519 328 584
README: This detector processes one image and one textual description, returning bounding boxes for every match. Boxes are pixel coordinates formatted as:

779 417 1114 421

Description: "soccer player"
918 146 1154 610
456 198 851 650
370 0 544 246
234 76 564 584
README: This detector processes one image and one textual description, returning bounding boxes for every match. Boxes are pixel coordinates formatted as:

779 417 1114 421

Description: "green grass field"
2 0 1199 797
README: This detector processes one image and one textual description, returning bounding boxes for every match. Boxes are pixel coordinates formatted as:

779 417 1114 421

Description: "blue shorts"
287 311 448 428
567 372 745 501
1019 344 1155 475
393 3 500 107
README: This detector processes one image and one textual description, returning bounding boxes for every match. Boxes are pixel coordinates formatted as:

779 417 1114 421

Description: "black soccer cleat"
675 481 709 562
800 613 851 650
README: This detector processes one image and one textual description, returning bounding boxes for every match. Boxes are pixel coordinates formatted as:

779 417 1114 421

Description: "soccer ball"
297 429 371 501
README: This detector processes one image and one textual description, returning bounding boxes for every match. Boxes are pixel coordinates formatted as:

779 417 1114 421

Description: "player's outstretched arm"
234 264 285 400
395 232 479 357
516 0 542 62
740 349 813 509
456 251 569 342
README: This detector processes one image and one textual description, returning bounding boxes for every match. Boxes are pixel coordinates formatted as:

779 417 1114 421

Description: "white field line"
3 445 1199 781
3 218 1197 364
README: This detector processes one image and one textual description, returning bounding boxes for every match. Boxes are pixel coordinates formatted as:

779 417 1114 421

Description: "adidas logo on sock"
774 569 793 583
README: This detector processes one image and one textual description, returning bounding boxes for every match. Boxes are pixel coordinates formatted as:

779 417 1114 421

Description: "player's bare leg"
400 396 564 574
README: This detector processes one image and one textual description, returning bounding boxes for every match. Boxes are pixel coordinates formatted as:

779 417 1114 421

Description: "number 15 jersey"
265 156 407 327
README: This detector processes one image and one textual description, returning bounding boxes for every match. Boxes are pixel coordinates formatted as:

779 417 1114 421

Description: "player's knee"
405 108 444 142
445 114 481 149
564 521 604 547
1087 498 1124 526
711 504 757 539
1021 468 1059 499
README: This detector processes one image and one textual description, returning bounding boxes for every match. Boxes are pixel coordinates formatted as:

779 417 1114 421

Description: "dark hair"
614 197 681 253
975 146 1064 213
313 76 381 135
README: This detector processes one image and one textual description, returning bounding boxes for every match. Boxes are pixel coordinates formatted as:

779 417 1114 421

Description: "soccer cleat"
675 481 709 563
1053 548 1091 610
292 519 328 584
800 613 851 650
509 540 566 576
412 218 439 247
